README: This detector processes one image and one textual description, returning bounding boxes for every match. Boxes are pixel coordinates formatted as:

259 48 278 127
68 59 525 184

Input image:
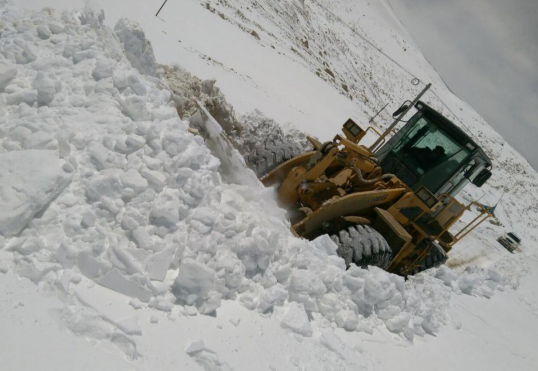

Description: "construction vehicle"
194 89 494 276
497 232 521 253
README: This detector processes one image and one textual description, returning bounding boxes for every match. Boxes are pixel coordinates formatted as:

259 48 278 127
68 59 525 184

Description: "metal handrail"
448 201 492 246
364 126 397 153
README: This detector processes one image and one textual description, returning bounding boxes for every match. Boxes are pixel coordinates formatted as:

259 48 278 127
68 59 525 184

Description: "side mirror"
392 104 410 117
472 169 492 187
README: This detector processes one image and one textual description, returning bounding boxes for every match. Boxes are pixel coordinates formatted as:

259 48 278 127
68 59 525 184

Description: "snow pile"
0 2 519 357
162 65 311 154
162 64 239 132
229 110 313 157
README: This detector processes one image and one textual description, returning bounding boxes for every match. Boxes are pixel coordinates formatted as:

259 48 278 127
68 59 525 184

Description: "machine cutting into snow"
194 91 494 276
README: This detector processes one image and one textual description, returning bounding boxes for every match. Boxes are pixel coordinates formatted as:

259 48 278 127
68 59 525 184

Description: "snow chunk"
458 273 482 295
89 145 127 170
24 131 55 150
13 39 37 64
149 200 180 229
129 298 144 310
34 71 57 105
311 234 338 256
149 297 174 312
11 237 44 256
36 24 51 40
141 168 166 190
114 18 157 77
120 169 149 195
8 126 32 143
185 340 205 355
77 252 111 279
117 317 142 336
0 150 71 237
79 1 105 28
97 268 153 302
199 292 222 315
258 284 288 313
48 22 64 34
172 259 216 306
385 312 411 333
132 227 154 250
181 306 199 316
435 266 458 286
85 172 123 203
0 61 17 92
92 59 114 81
363 267 396 306
280 302 313 337
145 248 174 281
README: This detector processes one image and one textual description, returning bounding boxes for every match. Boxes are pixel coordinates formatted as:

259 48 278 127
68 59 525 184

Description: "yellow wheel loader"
193 91 494 276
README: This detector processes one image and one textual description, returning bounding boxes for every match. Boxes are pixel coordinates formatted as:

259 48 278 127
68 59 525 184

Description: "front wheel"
408 239 448 275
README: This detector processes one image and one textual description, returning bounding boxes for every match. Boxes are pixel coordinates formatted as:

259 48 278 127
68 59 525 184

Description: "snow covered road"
2 251 537 371
361 256 538 371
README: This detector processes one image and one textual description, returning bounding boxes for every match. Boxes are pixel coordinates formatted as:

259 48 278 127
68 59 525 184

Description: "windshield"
390 116 471 193
507 233 521 243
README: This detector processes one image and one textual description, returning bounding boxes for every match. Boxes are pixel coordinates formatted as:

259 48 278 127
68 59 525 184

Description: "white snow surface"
1 1 538 370
0 150 72 236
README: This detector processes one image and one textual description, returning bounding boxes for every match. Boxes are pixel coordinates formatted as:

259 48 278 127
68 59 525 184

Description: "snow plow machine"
194 91 494 276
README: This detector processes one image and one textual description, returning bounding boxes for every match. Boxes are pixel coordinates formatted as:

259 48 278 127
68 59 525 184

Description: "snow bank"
0 2 519 358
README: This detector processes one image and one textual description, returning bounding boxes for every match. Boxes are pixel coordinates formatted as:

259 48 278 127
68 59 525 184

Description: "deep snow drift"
1 1 538 370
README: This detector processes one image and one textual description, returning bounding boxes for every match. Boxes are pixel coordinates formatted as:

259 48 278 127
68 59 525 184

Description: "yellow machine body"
261 118 492 276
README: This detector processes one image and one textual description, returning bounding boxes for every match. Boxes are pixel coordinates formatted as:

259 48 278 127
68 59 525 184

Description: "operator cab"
376 101 492 198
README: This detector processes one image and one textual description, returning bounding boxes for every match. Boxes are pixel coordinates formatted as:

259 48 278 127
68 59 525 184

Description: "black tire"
244 137 305 177
330 225 393 269
228 113 311 178
409 239 448 275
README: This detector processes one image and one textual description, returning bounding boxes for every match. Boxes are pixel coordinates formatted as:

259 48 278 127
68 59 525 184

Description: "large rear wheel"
330 225 393 269
229 114 310 177
243 136 306 177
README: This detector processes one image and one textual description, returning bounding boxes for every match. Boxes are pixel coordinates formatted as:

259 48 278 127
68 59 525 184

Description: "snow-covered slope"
3 0 538 370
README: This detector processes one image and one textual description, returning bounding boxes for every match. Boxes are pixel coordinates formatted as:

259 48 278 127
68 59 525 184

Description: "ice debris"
185 341 234 371
0 151 72 237
117 316 142 336
280 302 313 337
185 340 205 355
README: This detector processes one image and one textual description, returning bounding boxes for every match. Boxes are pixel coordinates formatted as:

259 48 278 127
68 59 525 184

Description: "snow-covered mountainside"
2 0 538 370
